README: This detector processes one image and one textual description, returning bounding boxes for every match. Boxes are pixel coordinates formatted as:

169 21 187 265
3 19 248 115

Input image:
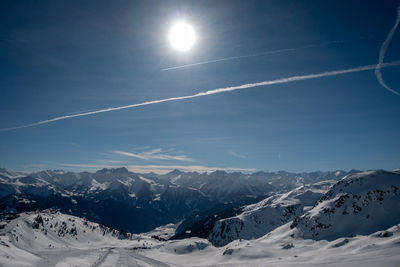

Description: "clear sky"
1 0 399 174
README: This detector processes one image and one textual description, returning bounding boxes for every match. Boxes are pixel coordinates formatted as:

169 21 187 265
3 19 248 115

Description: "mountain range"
0 167 355 233
1 168 400 266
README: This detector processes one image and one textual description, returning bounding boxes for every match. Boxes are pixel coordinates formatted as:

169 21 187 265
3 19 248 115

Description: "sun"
168 21 196 52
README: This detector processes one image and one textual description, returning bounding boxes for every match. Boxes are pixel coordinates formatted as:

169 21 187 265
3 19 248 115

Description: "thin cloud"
22 163 48 172
112 148 194 162
229 150 247 159
97 159 128 164
60 163 257 174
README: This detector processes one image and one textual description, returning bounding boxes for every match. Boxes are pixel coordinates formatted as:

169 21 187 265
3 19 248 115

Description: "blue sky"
0 0 399 173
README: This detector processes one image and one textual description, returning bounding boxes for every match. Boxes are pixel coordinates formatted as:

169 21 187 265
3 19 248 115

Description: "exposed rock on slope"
291 170 400 240
0 168 351 233
188 180 336 246
1 209 137 251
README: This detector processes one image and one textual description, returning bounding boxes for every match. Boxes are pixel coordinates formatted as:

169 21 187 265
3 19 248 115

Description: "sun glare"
168 21 196 52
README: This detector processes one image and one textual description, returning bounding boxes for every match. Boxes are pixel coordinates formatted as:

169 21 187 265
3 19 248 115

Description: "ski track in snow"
90 248 111 267
30 247 170 267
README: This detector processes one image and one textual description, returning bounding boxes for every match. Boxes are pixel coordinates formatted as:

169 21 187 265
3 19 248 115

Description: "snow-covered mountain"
1 169 400 266
2 209 399 266
0 167 352 233
1 168 211 233
1 209 136 250
0 209 162 266
291 170 400 240
160 169 353 197
207 180 336 246
144 170 400 266
173 179 335 246
173 170 400 248
139 223 400 267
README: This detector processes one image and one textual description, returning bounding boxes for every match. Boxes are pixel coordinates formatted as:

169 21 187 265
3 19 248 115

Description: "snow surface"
1 170 400 266
0 210 163 266
208 180 336 246
139 223 400 267
291 170 400 240
1 211 400 266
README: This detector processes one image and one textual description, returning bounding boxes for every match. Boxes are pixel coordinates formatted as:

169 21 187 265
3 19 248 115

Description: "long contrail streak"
1 60 399 132
375 4 400 96
1 5 399 132
161 37 370 71
161 47 300 71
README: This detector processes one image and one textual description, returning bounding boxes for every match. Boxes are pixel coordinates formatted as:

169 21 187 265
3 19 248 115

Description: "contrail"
161 36 371 71
375 3 400 96
1 60 400 132
161 47 299 71
1 5 399 132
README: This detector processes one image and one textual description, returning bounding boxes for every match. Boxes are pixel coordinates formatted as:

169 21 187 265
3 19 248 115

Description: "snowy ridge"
1 167 352 233
139 223 400 267
208 180 336 246
0 210 163 266
291 170 400 240
1 169 400 266
1 209 138 251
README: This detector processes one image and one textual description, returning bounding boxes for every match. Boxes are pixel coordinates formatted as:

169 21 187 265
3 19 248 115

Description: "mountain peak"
167 169 182 175
0 168 24 178
209 170 228 176
291 170 400 240
97 167 129 174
